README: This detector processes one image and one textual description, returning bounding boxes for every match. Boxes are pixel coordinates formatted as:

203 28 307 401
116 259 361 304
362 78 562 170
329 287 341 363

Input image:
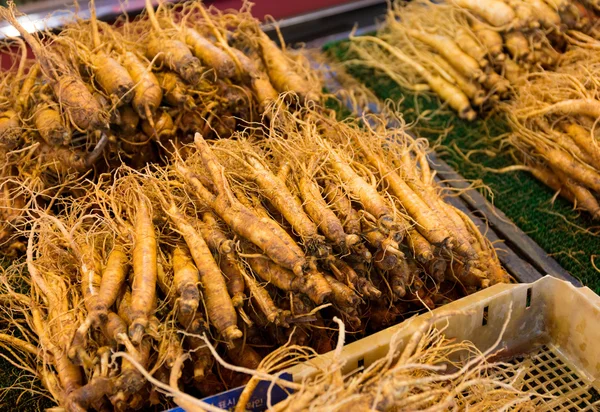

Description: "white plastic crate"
171 276 600 410
286 275 600 411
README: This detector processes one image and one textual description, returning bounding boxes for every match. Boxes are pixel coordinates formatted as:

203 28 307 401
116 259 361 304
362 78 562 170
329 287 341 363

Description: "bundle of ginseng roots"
260 314 537 412
502 47 600 219
0 104 509 411
0 0 320 257
346 0 597 120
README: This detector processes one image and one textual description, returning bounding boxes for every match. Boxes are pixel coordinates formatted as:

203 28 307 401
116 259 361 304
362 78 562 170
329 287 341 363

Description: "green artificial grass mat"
324 40 600 294
0 259 53 410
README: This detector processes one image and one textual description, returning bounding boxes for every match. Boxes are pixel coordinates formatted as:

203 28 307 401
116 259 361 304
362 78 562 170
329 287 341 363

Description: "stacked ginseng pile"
0 108 510 411
348 0 595 120
503 47 600 218
0 0 320 255
0 1 509 411
345 0 600 219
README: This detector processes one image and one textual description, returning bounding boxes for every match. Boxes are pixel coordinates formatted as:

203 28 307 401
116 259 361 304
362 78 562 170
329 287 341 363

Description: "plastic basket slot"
482 306 489 326
526 287 532 309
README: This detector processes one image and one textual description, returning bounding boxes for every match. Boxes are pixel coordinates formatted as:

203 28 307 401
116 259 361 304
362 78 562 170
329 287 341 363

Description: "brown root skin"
90 51 135 106
178 110 206 135
141 110 176 141
555 169 600 219
245 155 325 254
245 253 331 304
388 258 411 298
426 257 447 284
33 104 71 146
506 0 538 29
186 134 307 276
17 63 40 113
198 213 246 306
183 28 236 79
235 48 280 109
448 261 490 289
117 105 140 136
66 377 115 412
146 36 203 85
172 246 200 316
0 110 21 151
503 58 522 84
117 288 134 326
199 212 234 254
528 0 561 28
121 52 163 119
327 256 381 299
454 0 516 26
528 164 575 202
406 228 435 263
504 31 531 62
129 197 158 344
219 255 246 308
323 274 361 315
1 6 105 131
230 48 258 79
519 99 600 120
156 71 196 109
455 28 488 68
242 271 285 325
256 31 317 101
114 338 152 400
101 312 128 343
406 29 484 82
363 227 404 259
563 123 600 168
55 350 83 398
427 74 477 120
303 267 334 305
91 246 129 322
298 175 351 251
227 339 263 369
163 202 241 342
55 76 108 131
470 21 504 58
36 141 97 174
323 142 397 233
538 145 600 192
323 181 363 237
430 54 485 106
357 139 454 247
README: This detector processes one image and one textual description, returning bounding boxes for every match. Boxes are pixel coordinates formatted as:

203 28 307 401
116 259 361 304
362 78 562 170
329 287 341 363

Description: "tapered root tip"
345 234 360 247
461 109 477 122
223 325 243 342
219 240 234 254
193 366 205 382
179 299 200 316
231 294 245 308
128 322 146 345
393 285 406 299
473 91 487 107
303 271 333 305
194 132 205 145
